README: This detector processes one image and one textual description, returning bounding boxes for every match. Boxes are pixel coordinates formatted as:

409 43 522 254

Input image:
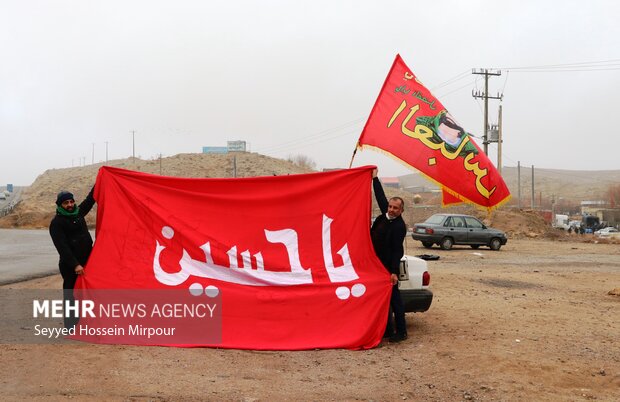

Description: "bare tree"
287 154 316 170
609 184 620 208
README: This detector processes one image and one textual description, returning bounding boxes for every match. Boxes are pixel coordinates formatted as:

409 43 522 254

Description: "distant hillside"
2 153 615 241
399 166 620 207
0 152 315 228
500 166 620 204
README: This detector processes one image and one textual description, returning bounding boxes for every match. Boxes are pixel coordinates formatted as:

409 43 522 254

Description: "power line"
256 118 364 154
435 79 477 98
430 70 470 91
506 66 620 73
274 127 361 155
256 118 363 152
260 127 361 156
495 59 620 73
500 70 510 95
501 152 620 183
257 68 485 157
496 58 620 70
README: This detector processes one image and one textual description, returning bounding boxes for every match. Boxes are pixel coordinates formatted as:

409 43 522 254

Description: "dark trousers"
385 284 407 337
60 266 79 329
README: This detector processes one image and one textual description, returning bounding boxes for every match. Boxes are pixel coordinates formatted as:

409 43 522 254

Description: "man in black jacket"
49 187 96 328
370 169 407 342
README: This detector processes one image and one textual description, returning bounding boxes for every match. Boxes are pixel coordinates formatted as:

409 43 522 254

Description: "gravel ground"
1 238 619 401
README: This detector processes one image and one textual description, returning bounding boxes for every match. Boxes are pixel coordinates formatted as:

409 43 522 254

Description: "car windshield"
425 215 446 225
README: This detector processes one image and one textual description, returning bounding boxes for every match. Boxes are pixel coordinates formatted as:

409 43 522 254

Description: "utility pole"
497 105 503 174
105 141 109 164
91 143 95 164
517 161 521 209
131 130 136 160
472 69 502 155
539 192 543 209
531 165 535 209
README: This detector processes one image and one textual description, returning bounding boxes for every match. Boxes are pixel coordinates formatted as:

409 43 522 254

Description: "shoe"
389 333 408 343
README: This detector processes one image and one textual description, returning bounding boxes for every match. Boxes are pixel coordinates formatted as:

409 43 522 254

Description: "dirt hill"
0 152 313 229
400 166 620 209
1 152 607 242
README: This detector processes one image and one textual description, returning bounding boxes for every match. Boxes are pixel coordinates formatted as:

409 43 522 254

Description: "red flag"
76 166 391 350
357 54 510 210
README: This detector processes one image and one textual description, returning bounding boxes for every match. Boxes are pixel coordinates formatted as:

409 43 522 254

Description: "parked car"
412 213 507 250
594 227 619 237
399 255 433 313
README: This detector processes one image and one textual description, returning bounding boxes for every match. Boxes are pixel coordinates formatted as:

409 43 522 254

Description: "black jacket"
49 187 96 272
370 178 406 275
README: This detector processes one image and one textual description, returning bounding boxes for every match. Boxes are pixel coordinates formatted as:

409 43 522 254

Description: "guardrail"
0 200 20 218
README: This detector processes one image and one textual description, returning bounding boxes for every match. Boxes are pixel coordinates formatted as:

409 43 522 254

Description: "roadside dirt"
1 238 619 401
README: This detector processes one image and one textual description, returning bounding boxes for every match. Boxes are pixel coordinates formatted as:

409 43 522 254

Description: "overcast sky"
1 0 619 185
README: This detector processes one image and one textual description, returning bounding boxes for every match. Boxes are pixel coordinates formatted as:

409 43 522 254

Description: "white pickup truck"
398 255 433 312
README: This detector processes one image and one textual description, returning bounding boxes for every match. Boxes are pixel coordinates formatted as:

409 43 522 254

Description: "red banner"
357 54 510 210
77 166 391 349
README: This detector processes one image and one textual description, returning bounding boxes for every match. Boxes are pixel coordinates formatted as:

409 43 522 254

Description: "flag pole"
348 145 358 169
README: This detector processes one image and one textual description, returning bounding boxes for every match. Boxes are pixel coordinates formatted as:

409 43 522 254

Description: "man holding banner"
370 169 408 343
49 185 96 329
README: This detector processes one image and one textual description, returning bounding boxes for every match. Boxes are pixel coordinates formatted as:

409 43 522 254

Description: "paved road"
0 186 23 205
0 186 24 217
0 229 59 285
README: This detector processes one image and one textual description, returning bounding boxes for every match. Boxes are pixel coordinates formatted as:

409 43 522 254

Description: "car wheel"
470 245 480 249
422 241 433 249
440 237 453 250
489 238 502 251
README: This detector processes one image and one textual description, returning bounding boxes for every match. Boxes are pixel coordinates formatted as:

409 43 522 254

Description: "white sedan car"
398 256 433 313
594 227 619 237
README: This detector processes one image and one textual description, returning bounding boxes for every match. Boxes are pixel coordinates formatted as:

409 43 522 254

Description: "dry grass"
2 152 615 245
0 152 313 229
